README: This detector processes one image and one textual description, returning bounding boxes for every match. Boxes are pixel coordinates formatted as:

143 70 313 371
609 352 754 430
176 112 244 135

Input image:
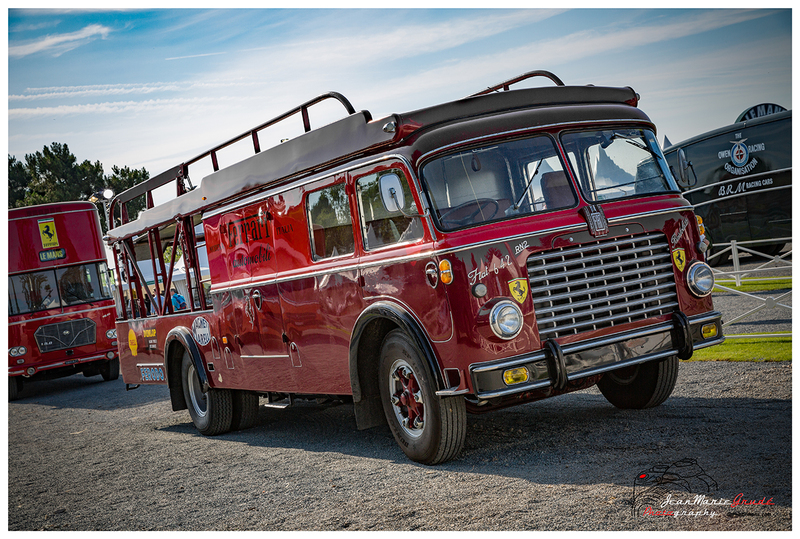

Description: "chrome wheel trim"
186 363 208 418
388 358 425 439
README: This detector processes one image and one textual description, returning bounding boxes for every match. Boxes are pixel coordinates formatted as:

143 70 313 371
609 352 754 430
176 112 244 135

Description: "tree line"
8 142 148 232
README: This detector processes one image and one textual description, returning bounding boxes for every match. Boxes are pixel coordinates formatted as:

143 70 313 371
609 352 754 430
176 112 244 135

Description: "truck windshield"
560 128 678 202
8 262 113 315
421 135 577 231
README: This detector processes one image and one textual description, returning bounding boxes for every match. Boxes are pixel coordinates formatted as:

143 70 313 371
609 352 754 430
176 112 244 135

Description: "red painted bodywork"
8 202 118 379
112 87 717 409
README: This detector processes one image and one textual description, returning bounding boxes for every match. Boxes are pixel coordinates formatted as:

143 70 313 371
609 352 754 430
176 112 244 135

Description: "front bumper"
467 311 723 400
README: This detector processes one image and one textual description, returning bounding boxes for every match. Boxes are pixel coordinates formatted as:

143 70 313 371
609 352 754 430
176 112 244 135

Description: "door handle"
251 289 262 311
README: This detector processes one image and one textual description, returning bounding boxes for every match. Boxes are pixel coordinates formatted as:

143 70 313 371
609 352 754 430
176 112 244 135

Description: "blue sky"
6 8 793 194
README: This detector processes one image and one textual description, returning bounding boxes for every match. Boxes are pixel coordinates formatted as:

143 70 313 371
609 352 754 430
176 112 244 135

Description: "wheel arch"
164 327 207 412
349 301 445 430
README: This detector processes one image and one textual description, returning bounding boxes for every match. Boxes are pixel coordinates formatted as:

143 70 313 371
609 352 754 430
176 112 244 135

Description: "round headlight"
687 261 715 297
9 346 27 357
9 347 19 357
489 300 523 340
106 329 117 339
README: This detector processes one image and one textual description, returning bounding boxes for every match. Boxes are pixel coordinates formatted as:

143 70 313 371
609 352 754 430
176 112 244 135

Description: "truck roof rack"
107 92 358 228
468 69 565 97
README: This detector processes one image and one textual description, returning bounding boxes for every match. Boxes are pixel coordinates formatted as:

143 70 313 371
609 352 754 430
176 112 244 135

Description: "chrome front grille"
34 318 97 353
527 233 678 339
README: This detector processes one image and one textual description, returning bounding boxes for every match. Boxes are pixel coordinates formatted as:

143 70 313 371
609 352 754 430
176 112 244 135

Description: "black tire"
9 377 22 401
378 329 466 465
100 358 120 381
230 390 259 431
181 350 233 436
598 356 679 409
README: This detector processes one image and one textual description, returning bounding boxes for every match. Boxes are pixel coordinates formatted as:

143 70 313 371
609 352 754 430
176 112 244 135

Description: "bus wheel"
100 358 120 381
181 350 232 436
597 355 679 409
378 329 466 465
230 390 259 431
9 377 23 401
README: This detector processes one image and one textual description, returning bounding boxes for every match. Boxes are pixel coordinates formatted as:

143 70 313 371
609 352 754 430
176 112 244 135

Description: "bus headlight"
489 300 523 340
9 346 27 357
106 329 117 339
687 262 715 297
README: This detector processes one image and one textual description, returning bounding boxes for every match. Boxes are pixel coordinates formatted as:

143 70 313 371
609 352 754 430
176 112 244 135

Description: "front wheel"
181 350 232 435
100 358 120 381
379 329 466 465
597 356 679 409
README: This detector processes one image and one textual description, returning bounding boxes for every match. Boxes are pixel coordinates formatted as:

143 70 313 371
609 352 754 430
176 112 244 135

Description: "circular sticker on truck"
192 317 212 346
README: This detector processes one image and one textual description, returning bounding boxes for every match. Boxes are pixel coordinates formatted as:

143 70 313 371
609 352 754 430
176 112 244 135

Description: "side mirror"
676 149 697 188
379 173 405 213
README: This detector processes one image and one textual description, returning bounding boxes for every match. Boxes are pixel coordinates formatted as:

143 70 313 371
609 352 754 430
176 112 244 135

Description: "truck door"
272 174 363 395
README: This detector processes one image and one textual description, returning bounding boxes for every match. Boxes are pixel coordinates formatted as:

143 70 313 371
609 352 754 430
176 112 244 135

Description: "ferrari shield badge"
672 248 687 272
509 278 529 304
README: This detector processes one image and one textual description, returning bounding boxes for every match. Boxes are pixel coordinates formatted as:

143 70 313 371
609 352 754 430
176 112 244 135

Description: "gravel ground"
7 247 792 531
7 360 791 531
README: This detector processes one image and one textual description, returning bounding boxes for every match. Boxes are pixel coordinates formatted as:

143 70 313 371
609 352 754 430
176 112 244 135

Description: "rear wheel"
379 329 466 465
230 390 259 431
598 356 679 409
181 350 232 435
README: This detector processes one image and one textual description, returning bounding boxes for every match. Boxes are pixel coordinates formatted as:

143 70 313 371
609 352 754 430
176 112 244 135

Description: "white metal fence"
708 238 792 338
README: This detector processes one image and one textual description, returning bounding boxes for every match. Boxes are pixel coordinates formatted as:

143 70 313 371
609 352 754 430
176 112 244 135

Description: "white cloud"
8 23 112 58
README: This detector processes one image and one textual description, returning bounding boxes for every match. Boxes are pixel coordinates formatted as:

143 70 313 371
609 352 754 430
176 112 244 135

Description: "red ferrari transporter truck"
106 71 722 464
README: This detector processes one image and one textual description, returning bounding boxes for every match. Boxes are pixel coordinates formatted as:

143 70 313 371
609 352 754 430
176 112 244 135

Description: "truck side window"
356 171 423 250
307 182 355 260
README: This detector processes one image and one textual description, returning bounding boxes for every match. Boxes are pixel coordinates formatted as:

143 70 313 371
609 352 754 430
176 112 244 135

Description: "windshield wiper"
512 158 543 211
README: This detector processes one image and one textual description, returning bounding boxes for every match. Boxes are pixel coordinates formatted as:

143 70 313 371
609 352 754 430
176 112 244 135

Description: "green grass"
714 278 791 294
687 334 792 362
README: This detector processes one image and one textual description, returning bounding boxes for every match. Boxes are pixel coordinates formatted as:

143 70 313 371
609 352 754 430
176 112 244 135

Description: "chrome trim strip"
241 355 291 360
607 206 692 224
476 379 553 399
471 350 548 374
205 205 693 294
10 353 111 375
434 223 587 258
693 335 725 350
568 350 677 380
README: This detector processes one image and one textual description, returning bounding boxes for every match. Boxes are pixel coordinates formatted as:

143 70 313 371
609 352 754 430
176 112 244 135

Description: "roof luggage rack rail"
109 91 357 225
468 69 565 97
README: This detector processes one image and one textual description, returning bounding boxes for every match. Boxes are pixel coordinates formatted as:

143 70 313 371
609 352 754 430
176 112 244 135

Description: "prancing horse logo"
672 248 687 272
508 278 529 304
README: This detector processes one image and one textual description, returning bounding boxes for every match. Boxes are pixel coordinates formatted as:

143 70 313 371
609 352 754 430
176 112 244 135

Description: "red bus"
9 202 120 400
107 70 723 464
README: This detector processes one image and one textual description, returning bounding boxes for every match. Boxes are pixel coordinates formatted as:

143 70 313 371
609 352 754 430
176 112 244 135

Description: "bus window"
307 182 355 260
